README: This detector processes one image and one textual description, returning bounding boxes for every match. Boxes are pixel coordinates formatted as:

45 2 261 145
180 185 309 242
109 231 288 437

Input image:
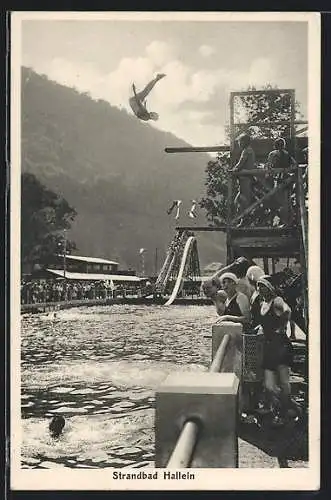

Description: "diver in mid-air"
129 73 166 122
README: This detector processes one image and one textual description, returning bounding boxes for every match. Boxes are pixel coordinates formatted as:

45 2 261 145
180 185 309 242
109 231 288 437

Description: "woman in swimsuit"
217 272 251 327
257 275 299 425
246 265 265 330
205 256 255 301
202 279 227 317
217 272 253 421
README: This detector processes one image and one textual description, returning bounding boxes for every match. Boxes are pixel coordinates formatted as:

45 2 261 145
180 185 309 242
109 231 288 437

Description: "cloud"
198 45 216 57
28 48 281 148
247 57 276 87
145 40 175 66
104 56 154 104
34 51 230 146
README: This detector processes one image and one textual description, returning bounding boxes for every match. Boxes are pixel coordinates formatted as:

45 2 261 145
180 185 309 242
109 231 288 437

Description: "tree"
21 172 77 270
200 85 306 226
199 154 230 225
233 84 303 141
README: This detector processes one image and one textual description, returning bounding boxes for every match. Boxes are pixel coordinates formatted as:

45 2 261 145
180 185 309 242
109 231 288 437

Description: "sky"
21 17 308 146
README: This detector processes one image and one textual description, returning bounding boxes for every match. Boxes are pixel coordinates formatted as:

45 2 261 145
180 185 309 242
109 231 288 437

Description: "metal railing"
165 333 231 468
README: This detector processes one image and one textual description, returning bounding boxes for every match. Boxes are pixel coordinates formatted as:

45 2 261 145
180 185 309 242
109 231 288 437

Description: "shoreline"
21 296 213 314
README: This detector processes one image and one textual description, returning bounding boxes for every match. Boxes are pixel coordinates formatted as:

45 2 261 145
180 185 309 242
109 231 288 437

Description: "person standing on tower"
265 137 297 227
231 133 256 224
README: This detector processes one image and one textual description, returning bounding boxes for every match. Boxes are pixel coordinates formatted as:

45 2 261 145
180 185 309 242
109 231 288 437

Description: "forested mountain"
21 67 226 274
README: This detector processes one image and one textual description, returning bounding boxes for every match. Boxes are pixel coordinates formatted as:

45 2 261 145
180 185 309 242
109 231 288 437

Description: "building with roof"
31 254 144 284
52 254 120 274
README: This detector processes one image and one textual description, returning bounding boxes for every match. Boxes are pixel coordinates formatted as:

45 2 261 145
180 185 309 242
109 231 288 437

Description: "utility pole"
141 252 145 277
139 248 146 277
63 229 67 301
154 247 158 277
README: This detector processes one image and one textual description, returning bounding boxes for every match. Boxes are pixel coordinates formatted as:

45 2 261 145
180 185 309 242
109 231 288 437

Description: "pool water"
21 305 213 469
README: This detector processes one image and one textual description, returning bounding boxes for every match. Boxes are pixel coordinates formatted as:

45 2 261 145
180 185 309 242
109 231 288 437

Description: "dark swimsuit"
224 293 242 316
224 293 250 334
260 299 293 370
250 292 263 329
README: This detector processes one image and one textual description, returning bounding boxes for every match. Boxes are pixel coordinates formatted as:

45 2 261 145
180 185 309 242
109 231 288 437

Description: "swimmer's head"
49 415 65 438
149 112 159 121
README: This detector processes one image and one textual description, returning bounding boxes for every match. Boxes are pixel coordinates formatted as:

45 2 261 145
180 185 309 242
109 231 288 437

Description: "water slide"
155 231 189 294
163 253 177 287
154 250 174 293
164 236 196 306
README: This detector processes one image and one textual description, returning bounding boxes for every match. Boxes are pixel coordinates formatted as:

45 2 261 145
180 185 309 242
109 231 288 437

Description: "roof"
57 254 119 265
45 269 143 282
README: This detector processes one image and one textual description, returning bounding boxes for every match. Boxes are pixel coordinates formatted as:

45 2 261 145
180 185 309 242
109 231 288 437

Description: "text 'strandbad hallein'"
113 471 196 480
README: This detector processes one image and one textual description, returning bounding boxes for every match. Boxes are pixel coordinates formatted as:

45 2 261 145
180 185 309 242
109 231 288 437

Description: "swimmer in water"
129 73 166 121
49 415 65 438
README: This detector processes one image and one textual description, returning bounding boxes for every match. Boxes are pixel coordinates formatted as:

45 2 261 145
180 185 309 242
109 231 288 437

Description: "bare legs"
264 369 281 410
264 365 299 419
277 189 291 225
234 178 253 220
278 364 300 415
134 74 166 102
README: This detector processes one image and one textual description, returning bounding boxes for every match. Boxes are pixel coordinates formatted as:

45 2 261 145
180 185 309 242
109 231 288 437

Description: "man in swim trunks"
129 73 166 121
231 133 256 224
265 137 296 226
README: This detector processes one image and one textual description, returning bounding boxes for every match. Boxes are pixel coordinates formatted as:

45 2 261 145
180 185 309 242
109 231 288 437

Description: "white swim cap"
257 275 276 294
246 265 265 282
220 272 239 285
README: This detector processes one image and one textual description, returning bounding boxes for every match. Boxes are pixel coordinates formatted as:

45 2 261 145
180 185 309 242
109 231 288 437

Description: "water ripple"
21 305 214 469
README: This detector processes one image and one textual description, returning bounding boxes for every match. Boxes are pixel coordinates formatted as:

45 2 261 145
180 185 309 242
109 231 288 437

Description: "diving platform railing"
165 333 231 468
155 323 242 468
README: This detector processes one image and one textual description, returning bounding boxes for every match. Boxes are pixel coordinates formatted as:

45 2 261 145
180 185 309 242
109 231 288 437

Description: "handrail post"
166 421 200 468
209 333 230 373
155 322 242 468
155 371 239 468
212 322 243 378
165 334 232 468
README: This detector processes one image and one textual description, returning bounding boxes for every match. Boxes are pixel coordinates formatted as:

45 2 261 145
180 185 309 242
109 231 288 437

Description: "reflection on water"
21 305 214 469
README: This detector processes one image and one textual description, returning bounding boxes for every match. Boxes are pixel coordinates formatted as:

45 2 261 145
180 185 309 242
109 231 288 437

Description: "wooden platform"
229 226 301 259
175 225 301 259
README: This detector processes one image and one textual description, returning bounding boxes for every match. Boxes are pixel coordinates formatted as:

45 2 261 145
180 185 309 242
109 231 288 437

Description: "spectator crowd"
20 279 140 304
